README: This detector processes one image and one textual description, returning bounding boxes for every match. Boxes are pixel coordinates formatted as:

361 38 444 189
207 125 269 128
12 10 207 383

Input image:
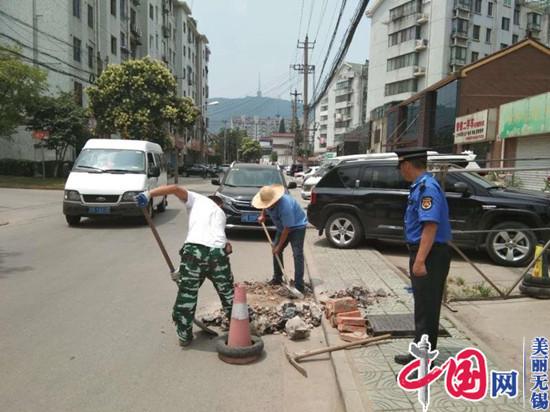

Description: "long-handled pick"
140 207 218 336
260 222 304 300
285 334 392 377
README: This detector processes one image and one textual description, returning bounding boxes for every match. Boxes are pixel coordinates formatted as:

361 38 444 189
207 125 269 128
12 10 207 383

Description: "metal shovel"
140 207 218 336
260 222 304 300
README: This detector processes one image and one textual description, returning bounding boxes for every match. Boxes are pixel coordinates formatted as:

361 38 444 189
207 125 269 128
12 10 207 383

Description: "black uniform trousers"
408 243 451 351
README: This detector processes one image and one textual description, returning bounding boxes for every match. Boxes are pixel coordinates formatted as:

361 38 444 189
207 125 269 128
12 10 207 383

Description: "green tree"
278 118 286 133
239 137 262 163
0 45 47 137
86 57 199 147
216 128 246 163
27 92 91 177
270 151 278 163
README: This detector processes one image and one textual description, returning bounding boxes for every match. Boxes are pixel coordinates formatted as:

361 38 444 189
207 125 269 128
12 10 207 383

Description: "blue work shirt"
404 173 452 244
266 194 308 232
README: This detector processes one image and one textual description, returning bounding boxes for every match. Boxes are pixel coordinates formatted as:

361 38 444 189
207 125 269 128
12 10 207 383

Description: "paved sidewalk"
305 229 524 412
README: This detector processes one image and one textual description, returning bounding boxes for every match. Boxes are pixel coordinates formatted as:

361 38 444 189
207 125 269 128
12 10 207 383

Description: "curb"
304 235 365 412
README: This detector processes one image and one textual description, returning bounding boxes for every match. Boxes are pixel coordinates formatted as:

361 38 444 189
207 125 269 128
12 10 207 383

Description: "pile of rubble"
326 286 389 308
200 301 323 340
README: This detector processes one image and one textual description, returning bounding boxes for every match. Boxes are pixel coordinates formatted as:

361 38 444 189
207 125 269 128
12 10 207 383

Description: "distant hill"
207 96 302 133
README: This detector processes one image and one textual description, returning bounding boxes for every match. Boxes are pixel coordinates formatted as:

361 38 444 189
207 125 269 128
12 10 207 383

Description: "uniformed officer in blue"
394 148 452 365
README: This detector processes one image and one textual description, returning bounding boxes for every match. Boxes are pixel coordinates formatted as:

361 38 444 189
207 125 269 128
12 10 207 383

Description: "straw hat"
252 184 285 209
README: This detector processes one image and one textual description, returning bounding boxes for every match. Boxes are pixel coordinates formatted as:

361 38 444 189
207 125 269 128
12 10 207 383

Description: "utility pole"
223 120 228 164
290 89 301 163
32 0 46 179
291 35 315 161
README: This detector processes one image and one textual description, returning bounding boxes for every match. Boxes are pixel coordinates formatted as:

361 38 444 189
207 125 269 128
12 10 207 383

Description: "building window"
513 8 520 25
111 35 117 55
473 24 480 40
384 79 417 96
471 51 479 62
512 34 519 43
87 5 94 28
121 32 126 49
183 22 186 33
503 0 512 6
387 52 418 71
474 0 482 14
149 35 153 49
451 46 467 63
156 34 159 49
183 46 186 57
155 6 159 23
87 46 93 68
485 28 492 43
111 0 116 16
74 81 83 106
73 0 81 18
502 17 510 31
149 4 153 19
501 43 508 49
453 18 469 35
335 94 352 103
120 0 126 20
73 37 81 62
389 0 422 21
388 26 420 47
487 1 493 16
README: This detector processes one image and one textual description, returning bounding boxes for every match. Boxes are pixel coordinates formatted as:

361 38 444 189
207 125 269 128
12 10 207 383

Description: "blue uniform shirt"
404 173 452 244
266 194 308 231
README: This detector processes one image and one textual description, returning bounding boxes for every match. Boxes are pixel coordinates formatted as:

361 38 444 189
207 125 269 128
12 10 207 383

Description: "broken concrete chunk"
285 316 311 340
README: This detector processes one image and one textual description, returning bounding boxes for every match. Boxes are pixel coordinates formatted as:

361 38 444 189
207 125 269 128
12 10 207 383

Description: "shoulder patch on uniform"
421 196 433 210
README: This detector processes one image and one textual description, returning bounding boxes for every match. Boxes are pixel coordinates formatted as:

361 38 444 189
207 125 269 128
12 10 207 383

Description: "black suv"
212 163 297 230
180 164 217 178
307 158 550 267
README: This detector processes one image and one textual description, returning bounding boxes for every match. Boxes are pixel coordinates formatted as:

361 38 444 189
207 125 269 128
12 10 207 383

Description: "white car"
295 166 320 187
63 139 168 226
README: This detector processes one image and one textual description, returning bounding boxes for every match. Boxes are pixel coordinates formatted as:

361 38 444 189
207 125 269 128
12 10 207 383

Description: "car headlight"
121 191 141 201
64 190 80 201
217 193 233 207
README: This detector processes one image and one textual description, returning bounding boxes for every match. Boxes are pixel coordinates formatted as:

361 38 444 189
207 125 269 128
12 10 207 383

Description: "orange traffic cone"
216 283 264 364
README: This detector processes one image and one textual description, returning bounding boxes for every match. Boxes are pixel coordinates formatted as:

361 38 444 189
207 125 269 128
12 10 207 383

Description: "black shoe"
267 278 283 286
394 353 415 365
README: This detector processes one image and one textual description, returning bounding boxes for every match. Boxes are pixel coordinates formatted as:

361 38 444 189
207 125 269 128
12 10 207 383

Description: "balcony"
527 21 542 32
415 39 428 51
451 29 469 40
162 25 170 38
335 88 352 97
413 66 426 77
416 13 429 24
454 0 471 11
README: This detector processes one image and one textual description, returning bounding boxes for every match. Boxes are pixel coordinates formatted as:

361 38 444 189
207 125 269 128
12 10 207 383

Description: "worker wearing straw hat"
253 185 308 293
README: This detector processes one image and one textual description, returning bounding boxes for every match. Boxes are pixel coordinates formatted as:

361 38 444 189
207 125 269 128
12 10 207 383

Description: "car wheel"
65 215 81 226
324 213 363 249
486 221 535 267
157 196 167 213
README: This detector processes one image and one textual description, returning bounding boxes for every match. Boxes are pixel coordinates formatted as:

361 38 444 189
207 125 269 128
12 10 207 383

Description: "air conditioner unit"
414 66 426 76
415 39 428 50
416 13 429 24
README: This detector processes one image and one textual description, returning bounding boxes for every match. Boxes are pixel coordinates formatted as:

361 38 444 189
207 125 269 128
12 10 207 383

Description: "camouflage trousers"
172 243 234 341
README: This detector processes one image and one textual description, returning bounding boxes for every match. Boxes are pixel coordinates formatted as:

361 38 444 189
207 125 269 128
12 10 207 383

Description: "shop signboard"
454 109 497 144
498 92 550 139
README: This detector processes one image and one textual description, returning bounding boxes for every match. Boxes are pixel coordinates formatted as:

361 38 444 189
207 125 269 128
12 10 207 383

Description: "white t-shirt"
182 191 227 249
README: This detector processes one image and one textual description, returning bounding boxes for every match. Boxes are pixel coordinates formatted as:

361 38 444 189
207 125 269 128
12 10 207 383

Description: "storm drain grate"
366 314 450 338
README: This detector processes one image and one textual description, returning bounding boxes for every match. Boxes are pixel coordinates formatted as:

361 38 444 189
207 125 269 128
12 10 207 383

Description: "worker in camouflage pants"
172 243 233 343
136 186 233 347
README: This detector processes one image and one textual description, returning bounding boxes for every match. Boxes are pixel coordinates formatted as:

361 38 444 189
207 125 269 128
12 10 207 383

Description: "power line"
313 0 341 66
293 0 306 64
313 0 347 96
306 0 316 35
313 0 329 42
311 0 370 109
0 45 91 84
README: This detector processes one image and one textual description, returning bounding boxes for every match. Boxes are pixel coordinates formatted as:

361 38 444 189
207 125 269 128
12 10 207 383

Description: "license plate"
88 207 110 214
241 213 259 223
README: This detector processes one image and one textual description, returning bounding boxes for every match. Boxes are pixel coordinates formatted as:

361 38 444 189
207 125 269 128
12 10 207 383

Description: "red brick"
339 331 368 343
336 310 361 321
336 316 365 327
337 323 367 333
325 297 358 316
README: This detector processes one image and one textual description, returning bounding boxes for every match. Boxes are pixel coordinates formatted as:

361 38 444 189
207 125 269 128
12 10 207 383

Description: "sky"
189 0 371 99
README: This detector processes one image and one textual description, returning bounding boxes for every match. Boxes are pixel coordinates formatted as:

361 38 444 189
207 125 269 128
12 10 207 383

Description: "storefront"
454 108 498 163
498 92 550 191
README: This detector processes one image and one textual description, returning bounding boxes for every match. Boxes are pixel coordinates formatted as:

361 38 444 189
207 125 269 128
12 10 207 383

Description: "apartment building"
366 0 550 151
0 0 209 160
231 115 286 140
312 61 369 154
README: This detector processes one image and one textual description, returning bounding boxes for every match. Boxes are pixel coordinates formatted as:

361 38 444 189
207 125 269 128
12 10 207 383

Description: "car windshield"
224 167 283 187
74 149 145 173
455 170 495 189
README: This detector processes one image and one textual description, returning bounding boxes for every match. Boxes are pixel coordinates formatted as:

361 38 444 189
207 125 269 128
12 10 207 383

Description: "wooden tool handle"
295 334 392 361
261 222 288 281
141 207 176 273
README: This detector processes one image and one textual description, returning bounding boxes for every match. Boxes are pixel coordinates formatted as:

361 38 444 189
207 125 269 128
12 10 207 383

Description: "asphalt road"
0 179 342 412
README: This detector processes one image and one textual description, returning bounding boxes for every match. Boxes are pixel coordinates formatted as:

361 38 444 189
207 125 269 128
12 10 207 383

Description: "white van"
63 139 168 226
